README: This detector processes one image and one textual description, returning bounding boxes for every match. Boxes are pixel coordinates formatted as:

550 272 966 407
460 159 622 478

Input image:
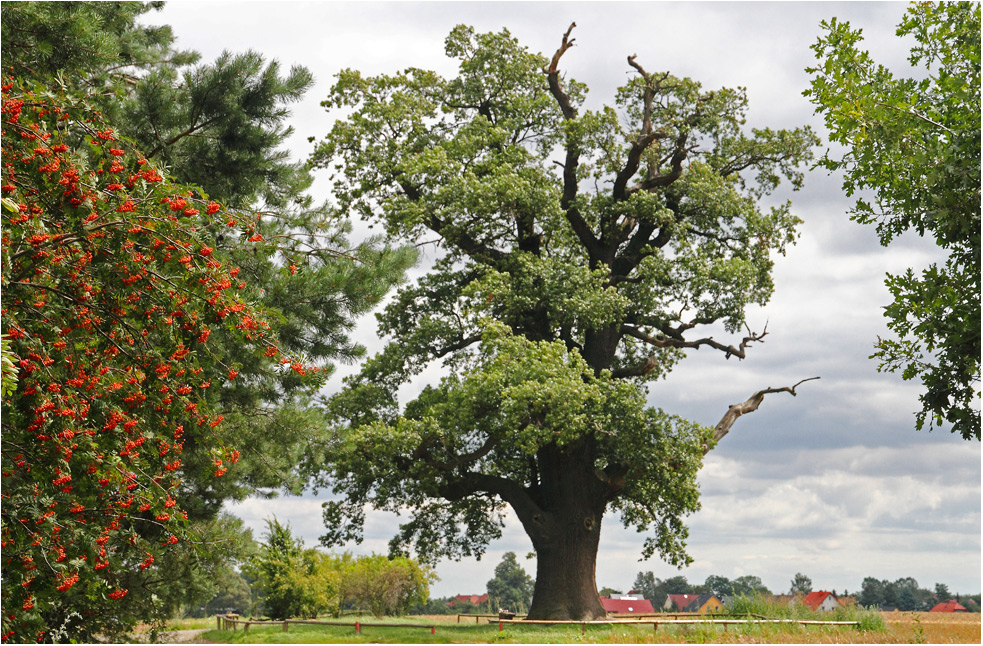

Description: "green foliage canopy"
806 2 981 440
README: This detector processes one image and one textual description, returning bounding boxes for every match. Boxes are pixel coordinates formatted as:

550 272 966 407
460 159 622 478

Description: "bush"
246 519 434 619
341 554 434 617
728 593 884 630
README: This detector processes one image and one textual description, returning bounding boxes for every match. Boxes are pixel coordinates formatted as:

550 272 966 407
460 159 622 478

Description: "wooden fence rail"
456 613 528 623
216 613 857 637
217 614 437 635
608 612 771 620
454 612 768 623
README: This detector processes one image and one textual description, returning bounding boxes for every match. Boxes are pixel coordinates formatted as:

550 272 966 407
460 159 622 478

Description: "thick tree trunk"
525 510 607 620
516 443 609 620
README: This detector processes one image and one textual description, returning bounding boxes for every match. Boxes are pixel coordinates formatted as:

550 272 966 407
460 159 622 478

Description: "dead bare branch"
707 377 821 453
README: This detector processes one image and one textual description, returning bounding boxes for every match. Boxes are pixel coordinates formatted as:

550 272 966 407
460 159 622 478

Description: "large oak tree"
308 25 818 620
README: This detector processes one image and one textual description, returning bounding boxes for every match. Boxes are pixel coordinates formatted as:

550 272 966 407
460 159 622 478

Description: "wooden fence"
456 613 527 623
215 613 859 637
216 614 437 635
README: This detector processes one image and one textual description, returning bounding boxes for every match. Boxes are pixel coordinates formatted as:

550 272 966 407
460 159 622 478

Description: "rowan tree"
1 3 413 638
308 24 819 620
3 1 417 507
806 2 981 440
0 77 320 641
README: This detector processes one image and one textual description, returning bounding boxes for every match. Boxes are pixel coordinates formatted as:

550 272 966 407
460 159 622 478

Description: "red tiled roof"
802 591 838 610
930 600 967 612
667 594 700 611
600 597 655 614
450 594 488 606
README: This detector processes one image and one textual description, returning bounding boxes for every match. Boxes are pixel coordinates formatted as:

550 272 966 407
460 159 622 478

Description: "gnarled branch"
622 321 768 360
610 355 659 379
543 23 603 265
432 333 482 359
612 55 669 204
543 22 577 120
707 377 821 453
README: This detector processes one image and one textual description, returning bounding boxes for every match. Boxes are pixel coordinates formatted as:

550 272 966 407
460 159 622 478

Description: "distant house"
665 594 700 612
689 593 724 614
600 597 655 614
611 590 646 601
930 600 968 613
802 591 842 612
449 594 489 607
664 593 723 614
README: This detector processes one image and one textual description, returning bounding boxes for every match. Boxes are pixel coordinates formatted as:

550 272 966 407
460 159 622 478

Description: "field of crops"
187 611 980 644
880 612 981 644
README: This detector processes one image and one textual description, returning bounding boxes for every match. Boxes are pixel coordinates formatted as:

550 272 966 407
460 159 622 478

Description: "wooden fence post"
355 621 361 634
282 620 288 632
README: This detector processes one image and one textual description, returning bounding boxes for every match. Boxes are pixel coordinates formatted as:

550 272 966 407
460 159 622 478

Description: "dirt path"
130 628 210 644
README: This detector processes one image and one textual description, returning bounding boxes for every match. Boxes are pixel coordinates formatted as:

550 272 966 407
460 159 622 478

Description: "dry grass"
198 612 981 644
880 612 981 644
640 612 981 644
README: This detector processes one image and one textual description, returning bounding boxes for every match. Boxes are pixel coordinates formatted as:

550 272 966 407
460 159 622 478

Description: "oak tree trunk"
517 444 609 620
525 511 606 620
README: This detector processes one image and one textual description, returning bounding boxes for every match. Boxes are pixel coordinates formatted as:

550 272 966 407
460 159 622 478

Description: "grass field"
189 611 980 643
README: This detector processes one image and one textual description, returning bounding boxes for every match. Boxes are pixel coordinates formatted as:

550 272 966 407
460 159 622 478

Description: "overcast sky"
143 1 981 598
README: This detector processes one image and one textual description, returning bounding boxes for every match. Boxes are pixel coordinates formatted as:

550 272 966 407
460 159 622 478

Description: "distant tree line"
600 572 981 613
193 561 982 618
857 578 981 613
617 572 774 607
409 551 535 615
